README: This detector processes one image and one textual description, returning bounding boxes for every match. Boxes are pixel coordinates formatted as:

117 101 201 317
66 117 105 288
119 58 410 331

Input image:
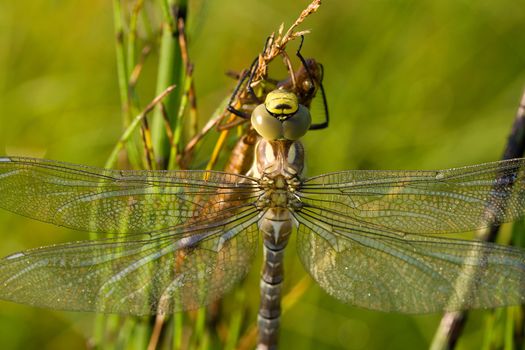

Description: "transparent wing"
0 211 260 315
0 157 261 234
300 158 525 235
295 219 525 313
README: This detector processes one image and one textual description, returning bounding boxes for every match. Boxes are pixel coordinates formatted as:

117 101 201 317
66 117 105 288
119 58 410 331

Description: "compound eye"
282 105 311 140
251 103 283 140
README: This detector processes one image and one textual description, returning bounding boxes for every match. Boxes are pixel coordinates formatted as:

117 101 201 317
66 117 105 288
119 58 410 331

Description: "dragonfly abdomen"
257 208 292 349
259 208 293 249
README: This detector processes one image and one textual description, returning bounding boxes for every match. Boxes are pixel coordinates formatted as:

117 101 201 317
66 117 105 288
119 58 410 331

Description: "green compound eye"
252 103 284 140
251 91 312 141
282 104 311 140
264 90 299 116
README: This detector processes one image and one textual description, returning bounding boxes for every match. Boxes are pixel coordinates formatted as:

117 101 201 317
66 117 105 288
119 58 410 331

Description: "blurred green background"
1 0 525 349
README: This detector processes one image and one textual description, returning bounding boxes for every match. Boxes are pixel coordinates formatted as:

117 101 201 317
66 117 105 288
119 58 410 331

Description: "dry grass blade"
281 0 321 45
130 46 152 88
251 0 321 88
105 85 177 169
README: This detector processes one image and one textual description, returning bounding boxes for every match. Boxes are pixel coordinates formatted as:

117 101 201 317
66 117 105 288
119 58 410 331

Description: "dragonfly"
2 90 525 350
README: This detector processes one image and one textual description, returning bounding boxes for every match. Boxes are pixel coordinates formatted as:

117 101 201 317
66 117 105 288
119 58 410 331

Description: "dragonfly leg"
296 36 329 130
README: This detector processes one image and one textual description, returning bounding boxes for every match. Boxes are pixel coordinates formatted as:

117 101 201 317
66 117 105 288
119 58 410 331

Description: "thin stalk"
140 115 157 170
94 2 131 348
481 314 495 350
504 308 515 350
105 85 176 169
198 332 210 350
224 289 246 350
134 321 150 350
173 312 184 350
180 97 229 169
430 88 525 349
192 308 207 348
112 0 130 125
159 0 175 27
116 317 138 348
141 6 154 38
148 315 166 350
92 314 106 349
168 65 193 170
127 1 141 82
127 0 145 107
112 0 143 168
150 0 186 166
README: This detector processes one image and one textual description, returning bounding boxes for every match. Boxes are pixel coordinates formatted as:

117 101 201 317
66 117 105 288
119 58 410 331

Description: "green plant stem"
168 68 193 170
112 0 130 125
127 0 145 107
151 0 186 166
173 312 183 350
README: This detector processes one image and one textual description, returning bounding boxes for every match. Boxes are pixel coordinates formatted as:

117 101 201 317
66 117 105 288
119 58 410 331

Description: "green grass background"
0 0 525 349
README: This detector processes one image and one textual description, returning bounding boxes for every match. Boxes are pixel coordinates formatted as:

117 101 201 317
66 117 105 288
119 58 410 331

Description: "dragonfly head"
251 89 311 141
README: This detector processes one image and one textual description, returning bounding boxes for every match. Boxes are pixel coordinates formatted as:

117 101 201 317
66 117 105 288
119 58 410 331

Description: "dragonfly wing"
300 158 525 235
0 211 260 315
295 217 525 313
0 157 260 234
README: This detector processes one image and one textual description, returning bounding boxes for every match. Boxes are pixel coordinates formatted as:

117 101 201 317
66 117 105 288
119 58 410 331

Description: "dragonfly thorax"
256 174 302 211
250 139 305 179
252 138 304 214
